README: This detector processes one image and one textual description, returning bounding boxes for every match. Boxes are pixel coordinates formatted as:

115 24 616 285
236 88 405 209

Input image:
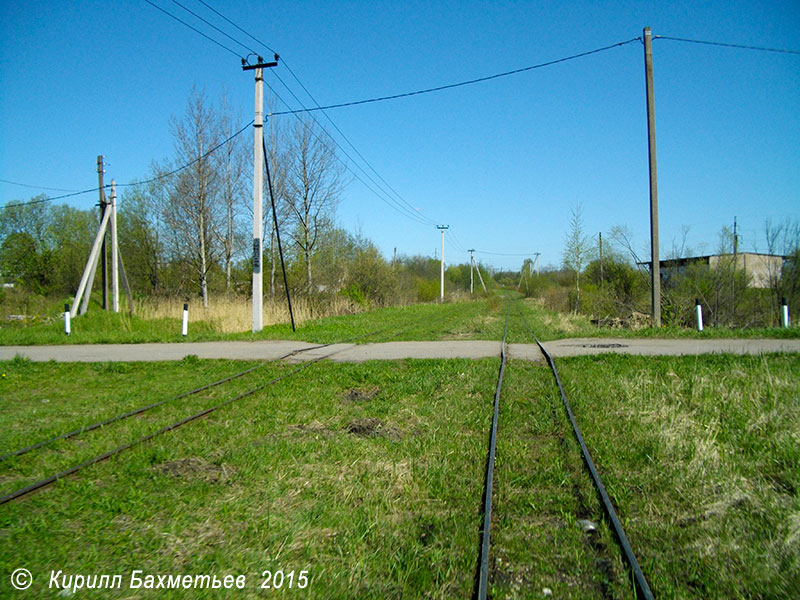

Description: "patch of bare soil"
345 417 401 439
344 386 381 403
151 457 232 483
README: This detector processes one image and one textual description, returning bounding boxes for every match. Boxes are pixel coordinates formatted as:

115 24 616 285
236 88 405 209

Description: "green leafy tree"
0 231 48 293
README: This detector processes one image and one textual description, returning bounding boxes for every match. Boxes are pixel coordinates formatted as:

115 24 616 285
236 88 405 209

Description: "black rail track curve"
0 325 406 505
0 328 403 464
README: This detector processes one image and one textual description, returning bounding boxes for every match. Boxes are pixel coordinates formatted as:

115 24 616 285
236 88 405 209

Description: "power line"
274 68 439 226
195 0 278 55
655 35 800 55
265 84 434 227
117 120 254 188
189 0 439 226
141 0 242 59
0 179 81 193
273 37 642 115
1 187 104 209
2 120 254 210
475 250 532 257
265 76 436 227
167 0 254 55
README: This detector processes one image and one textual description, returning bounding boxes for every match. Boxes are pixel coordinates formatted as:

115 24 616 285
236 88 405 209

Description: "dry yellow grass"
136 295 363 333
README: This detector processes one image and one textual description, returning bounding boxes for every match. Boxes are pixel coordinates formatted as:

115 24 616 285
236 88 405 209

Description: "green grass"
1 301 798 598
490 352 800 599
2 295 798 346
0 357 497 598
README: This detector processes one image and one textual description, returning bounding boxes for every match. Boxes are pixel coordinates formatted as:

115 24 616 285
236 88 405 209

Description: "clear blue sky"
1 1 798 271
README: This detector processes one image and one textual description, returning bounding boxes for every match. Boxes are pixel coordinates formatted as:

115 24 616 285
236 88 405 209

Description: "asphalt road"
1 338 799 363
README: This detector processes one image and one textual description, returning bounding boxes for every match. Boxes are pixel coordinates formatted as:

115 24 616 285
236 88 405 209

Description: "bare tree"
216 90 248 292
284 118 344 294
562 204 593 313
160 88 224 308
764 219 800 323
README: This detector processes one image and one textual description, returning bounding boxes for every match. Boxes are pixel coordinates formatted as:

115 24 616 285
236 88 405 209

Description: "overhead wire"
475 250 532 257
141 0 242 59
265 76 436 227
189 0 440 227
272 38 643 115
272 68 440 227
654 35 800 55
2 120 254 210
17 21 792 217
3 11 641 215
0 179 81 193
167 0 253 55
446 229 468 254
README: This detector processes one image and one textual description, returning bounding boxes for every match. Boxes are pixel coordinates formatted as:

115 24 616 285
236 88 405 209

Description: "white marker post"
782 297 790 328
182 303 189 337
695 298 704 332
64 304 71 336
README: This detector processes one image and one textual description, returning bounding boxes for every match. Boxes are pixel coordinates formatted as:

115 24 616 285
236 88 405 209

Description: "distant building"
639 252 785 289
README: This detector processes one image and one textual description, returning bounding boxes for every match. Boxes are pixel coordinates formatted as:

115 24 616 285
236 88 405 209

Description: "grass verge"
2 295 797 346
1 344 798 598
496 353 799 599
1 357 497 599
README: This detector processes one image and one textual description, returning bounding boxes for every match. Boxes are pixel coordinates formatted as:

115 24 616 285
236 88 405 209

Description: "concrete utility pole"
97 156 108 310
243 56 278 332
110 181 119 312
437 225 449 302
469 249 475 294
534 252 540 275
644 26 661 327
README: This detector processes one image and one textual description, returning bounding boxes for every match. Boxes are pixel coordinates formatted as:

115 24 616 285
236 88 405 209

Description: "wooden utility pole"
243 56 278 332
644 27 661 327
97 156 108 310
437 225 449 302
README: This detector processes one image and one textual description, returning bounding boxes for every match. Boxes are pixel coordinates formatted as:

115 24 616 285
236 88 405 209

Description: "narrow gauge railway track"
0 325 407 505
474 301 653 599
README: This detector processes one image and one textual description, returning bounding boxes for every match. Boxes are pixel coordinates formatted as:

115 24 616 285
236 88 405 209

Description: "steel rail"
0 327 407 505
474 304 509 600
0 329 392 463
515 303 654 600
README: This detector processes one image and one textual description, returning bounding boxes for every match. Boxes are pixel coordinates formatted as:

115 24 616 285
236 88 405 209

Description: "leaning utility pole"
644 26 661 327
243 55 278 332
437 225 449 302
